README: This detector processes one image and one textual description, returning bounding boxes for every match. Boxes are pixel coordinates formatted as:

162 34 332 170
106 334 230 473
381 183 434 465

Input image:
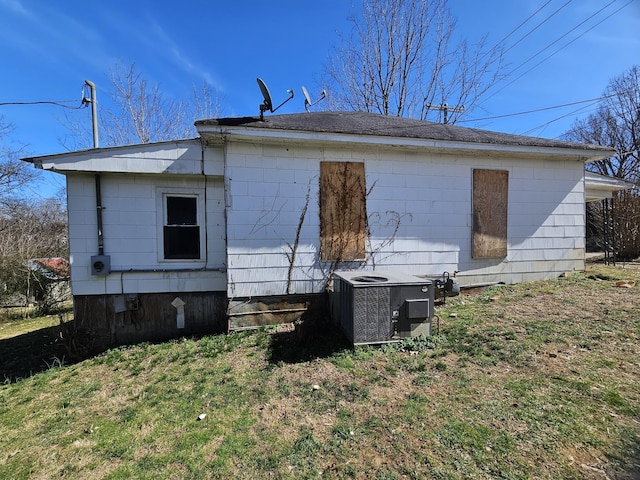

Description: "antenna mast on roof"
257 78 294 120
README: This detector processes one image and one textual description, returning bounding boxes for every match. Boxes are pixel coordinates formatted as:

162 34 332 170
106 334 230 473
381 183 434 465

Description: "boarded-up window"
320 162 367 261
473 169 508 259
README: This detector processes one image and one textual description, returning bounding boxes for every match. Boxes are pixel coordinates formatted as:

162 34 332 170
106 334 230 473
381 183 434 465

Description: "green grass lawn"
0 266 639 479
0 304 72 382
0 308 64 340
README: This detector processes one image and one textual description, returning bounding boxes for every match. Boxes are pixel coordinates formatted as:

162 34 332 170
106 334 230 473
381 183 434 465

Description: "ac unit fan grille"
354 286 391 343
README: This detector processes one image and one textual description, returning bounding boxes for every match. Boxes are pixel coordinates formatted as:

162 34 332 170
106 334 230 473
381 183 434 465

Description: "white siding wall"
67 172 226 295
225 142 323 297
225 140 585 297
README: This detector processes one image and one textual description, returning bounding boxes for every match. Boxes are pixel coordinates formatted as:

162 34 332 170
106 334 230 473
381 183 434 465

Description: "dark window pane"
167 196 197 225
164 226 200 259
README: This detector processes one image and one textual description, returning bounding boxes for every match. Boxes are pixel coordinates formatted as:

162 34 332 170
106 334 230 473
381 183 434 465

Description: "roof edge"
196 111 615 159
198 123 614 162
22 137 201 164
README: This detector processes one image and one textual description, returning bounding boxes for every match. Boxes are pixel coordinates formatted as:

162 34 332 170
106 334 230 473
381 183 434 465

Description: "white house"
24 111 616 349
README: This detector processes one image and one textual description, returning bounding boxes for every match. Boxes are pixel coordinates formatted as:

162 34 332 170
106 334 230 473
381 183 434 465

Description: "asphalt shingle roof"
195 111 612 152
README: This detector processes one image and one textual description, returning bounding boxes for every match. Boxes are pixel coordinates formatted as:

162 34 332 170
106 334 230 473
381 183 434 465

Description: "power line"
500 0 573 57
461 87 637 137
0 100 86 109
501 0 617 83
492 0 634 100
523 101 601 136
617 148 640 156
512 87 637 138
541 101 640 139
459 92 622 123
482 0 554 59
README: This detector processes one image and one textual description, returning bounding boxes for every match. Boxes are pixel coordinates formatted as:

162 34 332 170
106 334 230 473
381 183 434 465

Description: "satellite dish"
256 77 294 120
301 86 327 112
257 78 273 113
301 86 312 108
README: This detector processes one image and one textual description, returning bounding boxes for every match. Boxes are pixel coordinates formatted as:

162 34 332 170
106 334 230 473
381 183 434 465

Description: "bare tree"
0 196 68 310
564 65 640 260
1 118 67 313
0 117 36 202
62 63 222 149
564 65 640 183
323 0 505 122
191 81 223 123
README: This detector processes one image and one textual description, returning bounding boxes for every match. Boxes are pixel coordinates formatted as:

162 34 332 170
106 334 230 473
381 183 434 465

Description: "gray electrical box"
91 255 111 276
114 294 139 313
332 271 434 345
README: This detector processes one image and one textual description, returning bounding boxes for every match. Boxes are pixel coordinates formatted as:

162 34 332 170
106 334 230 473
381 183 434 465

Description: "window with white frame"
158 190 204 261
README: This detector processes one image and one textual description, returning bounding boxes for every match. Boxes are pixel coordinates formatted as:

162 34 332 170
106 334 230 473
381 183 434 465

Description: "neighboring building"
28 257 71 309
29 257 71 280
23 111 616 349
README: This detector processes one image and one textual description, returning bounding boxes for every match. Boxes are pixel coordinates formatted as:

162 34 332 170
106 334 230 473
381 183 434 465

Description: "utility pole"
83 80 99 148
82 80 105 259
425 102 465 124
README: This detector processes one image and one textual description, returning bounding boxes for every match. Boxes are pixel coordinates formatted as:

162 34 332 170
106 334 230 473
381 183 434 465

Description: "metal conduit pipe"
84 80 106 258
95 174 104 256
109 267 226 273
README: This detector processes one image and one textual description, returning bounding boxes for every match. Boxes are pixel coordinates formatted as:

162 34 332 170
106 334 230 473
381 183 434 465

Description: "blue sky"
1 0 639 197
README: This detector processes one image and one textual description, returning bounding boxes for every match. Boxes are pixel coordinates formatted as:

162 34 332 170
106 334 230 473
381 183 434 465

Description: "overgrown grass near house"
1 265 639 479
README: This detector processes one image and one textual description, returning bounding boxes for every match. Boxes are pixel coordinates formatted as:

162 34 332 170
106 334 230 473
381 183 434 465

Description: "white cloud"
0 0 30 16
148 20 224 91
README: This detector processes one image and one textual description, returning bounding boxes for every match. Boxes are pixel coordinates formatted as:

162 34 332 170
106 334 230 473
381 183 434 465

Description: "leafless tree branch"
0 117 36 202
323 0 505 123
564 65 640 259
60 62 223 149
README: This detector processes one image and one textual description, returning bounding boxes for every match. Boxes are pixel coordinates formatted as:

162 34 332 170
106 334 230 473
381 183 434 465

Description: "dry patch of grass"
0 264 639 479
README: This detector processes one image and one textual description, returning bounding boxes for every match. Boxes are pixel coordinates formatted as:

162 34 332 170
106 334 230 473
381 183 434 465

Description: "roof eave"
21 138 201 168
21 138 205 174
197 124 615 161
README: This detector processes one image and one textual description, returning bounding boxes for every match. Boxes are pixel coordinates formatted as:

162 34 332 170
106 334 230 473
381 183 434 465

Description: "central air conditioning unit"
331 271 434 345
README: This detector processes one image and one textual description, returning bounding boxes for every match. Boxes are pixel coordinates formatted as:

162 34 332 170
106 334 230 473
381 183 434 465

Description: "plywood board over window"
473 169 508 259
320 162 367 261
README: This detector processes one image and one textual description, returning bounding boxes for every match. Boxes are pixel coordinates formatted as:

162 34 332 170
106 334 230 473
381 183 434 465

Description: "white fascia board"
585 171 635 201
199 125 615 162
23 139 210 175
585 171 635 189
586 187 620 202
